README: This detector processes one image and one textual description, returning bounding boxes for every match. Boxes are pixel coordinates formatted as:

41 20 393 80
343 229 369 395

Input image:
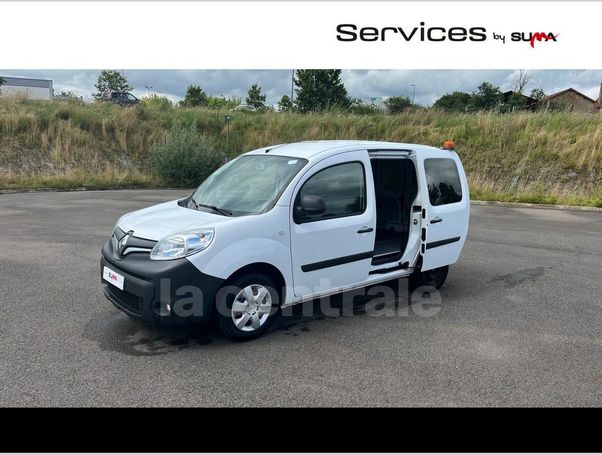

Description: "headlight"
150 228 214 261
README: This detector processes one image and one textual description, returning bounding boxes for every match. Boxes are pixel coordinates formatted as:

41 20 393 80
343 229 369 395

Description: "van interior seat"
371 158 418 263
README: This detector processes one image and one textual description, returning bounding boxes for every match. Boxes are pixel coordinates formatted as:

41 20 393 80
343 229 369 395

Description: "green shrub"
142 94 173 111
135 104 149 120
206 96 241 110
69 107 99 132
347 103 383 115
151 125 224 187
384 96 414 114
54 108 71 121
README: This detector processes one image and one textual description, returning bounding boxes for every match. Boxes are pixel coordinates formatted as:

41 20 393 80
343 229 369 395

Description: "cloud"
1 69 601 106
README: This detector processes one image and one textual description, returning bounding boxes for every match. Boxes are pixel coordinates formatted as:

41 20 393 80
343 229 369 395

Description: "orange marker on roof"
442 140 455 150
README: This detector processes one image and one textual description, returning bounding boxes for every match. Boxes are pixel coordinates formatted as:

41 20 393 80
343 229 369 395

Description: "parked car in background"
100 91 139 106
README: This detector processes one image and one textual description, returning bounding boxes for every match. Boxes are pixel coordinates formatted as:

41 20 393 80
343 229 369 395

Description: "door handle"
430 217 443 224
357 226 374 234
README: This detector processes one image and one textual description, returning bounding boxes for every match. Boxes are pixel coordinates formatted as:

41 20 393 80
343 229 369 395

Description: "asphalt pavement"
0 190 600 406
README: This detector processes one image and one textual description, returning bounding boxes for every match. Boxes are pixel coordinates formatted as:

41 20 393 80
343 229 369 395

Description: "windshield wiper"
195 202 233 216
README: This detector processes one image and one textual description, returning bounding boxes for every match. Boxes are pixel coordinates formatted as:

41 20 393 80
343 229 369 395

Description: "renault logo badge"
118 231 133 255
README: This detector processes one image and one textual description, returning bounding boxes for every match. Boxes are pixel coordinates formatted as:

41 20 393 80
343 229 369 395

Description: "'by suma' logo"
511 32 559 48
530 32 559 48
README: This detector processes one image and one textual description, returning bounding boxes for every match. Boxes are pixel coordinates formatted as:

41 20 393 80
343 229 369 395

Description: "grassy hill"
1 98 601 207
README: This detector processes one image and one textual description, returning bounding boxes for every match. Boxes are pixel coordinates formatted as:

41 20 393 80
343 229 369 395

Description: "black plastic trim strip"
371 251 403 266
301 251 374 272
127 236 157 249
426 236 461 250
369 262 409 275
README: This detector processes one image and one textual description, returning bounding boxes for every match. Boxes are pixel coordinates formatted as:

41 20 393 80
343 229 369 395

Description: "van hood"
116 199 228 241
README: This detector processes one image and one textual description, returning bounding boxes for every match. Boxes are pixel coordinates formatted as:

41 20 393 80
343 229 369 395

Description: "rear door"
290 150 376 299
420 153 470 271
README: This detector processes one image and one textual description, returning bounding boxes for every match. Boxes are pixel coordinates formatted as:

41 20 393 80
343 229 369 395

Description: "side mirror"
301 194 326 216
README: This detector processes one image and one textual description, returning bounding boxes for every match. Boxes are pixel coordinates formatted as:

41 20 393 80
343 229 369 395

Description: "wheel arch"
224 262 287 304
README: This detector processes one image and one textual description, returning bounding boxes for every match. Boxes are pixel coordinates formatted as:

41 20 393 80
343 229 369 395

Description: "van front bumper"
100 240 224 325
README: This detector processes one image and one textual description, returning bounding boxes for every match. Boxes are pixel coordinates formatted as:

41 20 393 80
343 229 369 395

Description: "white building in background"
0 76 54 101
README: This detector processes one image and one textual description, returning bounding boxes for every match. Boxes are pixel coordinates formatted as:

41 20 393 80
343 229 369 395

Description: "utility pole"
291 69 295 105
224 115 232 161
410 84 416 105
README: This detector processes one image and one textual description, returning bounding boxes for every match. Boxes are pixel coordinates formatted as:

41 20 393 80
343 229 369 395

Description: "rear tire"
215 273 279 341
409 265 449 290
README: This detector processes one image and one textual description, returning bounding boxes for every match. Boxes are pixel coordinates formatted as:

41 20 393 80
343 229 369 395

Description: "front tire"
409 265 449 290
215 273 279 341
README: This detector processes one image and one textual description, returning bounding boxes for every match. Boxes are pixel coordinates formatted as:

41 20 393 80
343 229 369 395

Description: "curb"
471 200 602 213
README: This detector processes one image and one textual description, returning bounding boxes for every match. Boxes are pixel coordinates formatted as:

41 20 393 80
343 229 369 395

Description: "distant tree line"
431 70 546 112
88 69 549 114
433 82 546 113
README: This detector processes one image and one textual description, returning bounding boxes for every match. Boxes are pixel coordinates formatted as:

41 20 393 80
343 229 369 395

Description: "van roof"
244 140 443 159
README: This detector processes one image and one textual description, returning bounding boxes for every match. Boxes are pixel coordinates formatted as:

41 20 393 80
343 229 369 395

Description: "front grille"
111 227 156 258
105 284 143 315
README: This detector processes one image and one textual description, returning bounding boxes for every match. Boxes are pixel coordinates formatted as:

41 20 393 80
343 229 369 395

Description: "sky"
2 69 601 106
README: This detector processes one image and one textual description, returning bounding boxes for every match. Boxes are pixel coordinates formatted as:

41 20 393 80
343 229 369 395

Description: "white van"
101 140 469 340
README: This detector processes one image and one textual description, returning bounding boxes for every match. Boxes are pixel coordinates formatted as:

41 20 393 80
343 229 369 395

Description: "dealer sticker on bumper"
103 266 124 290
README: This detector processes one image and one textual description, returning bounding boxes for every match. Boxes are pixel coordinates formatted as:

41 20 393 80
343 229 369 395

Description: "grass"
1 97 601 207
469 186 602 208
0 167 161 191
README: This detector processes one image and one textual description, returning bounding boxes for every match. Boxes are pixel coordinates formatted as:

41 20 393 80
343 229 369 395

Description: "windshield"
191 155 308 215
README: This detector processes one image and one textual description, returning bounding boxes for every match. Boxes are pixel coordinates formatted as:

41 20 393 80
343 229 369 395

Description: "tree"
433 91 472 112
529 87 546 102
246 84 267 110
293 69 351 112
277 95 293 112
511 70 532 94
93 70 133 99
471 82 502 110
503 92 529 111
180 85 208 107
384 95 413 114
